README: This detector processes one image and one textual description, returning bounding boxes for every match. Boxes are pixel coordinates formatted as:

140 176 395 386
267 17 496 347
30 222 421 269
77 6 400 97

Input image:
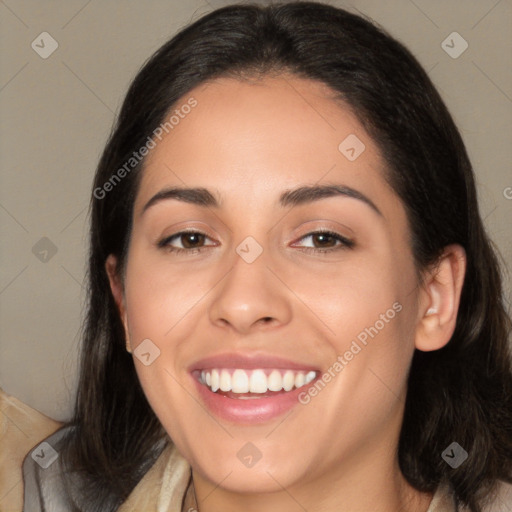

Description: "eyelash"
157 229 355 255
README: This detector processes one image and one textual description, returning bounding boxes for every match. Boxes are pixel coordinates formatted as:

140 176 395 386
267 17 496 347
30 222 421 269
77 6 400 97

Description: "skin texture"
106 74 466 512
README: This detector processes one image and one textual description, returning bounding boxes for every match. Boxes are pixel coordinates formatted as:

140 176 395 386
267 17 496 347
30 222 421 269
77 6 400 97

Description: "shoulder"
429 479 512 512
0 388 62 512
21 425 81 512
481 479 512 512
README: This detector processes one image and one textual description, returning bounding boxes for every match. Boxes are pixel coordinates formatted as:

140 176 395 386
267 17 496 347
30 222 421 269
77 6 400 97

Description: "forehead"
135 73 395 216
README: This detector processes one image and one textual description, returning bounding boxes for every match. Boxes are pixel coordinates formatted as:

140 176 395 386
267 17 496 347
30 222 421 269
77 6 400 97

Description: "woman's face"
110 75 424 495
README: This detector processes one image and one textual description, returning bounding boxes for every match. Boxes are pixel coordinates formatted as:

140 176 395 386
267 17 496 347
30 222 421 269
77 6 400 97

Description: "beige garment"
0 388 62 512
117 443 193 512
2 387 511 512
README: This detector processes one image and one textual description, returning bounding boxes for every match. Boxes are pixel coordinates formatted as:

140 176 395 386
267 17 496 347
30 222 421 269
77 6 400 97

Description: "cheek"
291 251 412 343
304 249 417 411
123 249 206 340
120 245 236 429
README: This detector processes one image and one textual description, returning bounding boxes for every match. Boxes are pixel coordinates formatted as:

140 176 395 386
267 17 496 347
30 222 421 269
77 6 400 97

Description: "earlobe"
105 254 132 354
415 244 466 352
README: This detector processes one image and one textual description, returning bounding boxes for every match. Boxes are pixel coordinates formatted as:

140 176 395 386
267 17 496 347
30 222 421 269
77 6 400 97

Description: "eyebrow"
141 183 382 217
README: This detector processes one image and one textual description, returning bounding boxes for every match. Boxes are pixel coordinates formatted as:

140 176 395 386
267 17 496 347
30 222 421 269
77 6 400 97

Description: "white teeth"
211 369 220 392
249 369 268 393
231 369 249 393
283 371 295 391
267 370 282 391
305 371 316 384
198 368 318 395
219 370 231 392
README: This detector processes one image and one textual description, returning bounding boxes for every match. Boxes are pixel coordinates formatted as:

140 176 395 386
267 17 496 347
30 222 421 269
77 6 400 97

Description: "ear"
105 254 132 353
414 244 466 352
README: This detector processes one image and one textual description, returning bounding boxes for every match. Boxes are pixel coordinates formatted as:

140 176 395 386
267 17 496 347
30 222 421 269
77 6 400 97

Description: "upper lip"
188 352 321 372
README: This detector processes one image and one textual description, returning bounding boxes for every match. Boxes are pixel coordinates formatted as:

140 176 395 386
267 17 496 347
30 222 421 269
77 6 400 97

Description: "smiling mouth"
193 368 318 399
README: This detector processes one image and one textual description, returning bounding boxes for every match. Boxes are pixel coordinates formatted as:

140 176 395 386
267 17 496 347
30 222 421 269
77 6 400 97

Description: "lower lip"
192 374 315 424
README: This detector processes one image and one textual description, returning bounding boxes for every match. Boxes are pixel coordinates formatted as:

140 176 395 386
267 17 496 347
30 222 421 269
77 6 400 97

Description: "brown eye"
179 232 206 248
158 231 216 254
311 233 338 248
292 230 355 253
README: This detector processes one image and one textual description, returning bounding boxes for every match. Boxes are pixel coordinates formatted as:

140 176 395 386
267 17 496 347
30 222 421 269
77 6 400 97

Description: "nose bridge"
208 236 292 332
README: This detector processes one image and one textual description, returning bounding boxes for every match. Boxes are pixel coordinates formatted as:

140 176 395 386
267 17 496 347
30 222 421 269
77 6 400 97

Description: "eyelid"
155 220 217 243
291 219 355 237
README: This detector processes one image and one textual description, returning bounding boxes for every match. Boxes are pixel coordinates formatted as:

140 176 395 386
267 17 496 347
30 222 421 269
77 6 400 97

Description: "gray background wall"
1 0 511 422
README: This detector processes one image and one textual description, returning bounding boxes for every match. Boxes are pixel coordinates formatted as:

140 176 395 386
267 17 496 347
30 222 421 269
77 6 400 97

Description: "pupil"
183 233 204 248
315 233 334 247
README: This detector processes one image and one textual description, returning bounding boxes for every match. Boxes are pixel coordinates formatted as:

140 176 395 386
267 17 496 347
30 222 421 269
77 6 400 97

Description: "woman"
15 2 512 511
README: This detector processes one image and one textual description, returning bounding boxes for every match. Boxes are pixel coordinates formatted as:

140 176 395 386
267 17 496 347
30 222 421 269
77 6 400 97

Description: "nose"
208 246 293 335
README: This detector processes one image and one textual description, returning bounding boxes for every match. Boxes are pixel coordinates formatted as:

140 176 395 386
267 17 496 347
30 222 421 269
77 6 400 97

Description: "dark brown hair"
53 2 512 511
